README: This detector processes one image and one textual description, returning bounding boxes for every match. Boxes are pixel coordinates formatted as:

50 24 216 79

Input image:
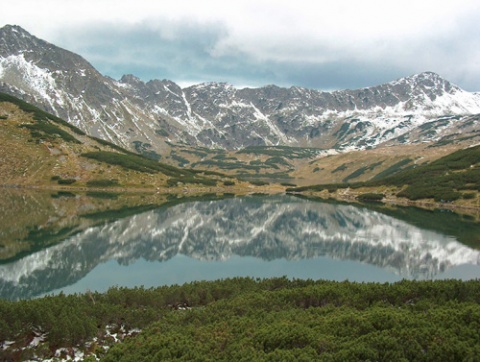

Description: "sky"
1 0 480 91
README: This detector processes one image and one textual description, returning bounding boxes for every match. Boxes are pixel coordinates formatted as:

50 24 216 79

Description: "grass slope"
382 145 480 201
0 92 228 189
288 145 480 205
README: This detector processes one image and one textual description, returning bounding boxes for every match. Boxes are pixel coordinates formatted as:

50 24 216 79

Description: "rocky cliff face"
1 25 480 154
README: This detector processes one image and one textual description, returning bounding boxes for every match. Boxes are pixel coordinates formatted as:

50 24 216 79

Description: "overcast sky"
1 0 480 91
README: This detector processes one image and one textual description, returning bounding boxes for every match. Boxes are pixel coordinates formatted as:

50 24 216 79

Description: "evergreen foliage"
237 146 322 159
88 136 135 154
380 145 480 201
371 158 412 180
0 91 85 135
289 145 480 202
56 178 77 185
343 161 384 183
356 193 385 202
86 179 119 187
20 122 81 144
250 180 269 186
2 278 480 361
81 151 189 177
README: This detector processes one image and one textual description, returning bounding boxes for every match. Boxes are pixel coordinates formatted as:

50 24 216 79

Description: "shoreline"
290 188 480 219
2 182 479 219
0 182 286 196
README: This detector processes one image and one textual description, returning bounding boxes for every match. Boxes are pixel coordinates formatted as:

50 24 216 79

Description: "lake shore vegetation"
1 277 480 361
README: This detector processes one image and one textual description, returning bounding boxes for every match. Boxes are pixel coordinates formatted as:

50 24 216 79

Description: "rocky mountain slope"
1 24 480 156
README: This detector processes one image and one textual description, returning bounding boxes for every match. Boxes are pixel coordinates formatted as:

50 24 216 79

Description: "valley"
0 87 479 221
1 21 480 362
0 23 479 251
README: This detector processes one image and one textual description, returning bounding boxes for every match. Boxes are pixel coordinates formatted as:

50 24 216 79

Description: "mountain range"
1 24 480 158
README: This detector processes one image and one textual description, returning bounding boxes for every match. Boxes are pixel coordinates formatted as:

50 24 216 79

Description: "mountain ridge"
1 24 480 155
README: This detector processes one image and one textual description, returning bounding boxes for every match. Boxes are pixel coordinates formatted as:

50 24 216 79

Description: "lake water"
0 190 479 300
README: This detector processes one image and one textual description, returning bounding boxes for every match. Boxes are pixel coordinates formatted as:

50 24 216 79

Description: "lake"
0 189 479 300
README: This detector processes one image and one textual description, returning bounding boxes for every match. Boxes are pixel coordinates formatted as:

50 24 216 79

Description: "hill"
287 144 480 213
0 92 236 190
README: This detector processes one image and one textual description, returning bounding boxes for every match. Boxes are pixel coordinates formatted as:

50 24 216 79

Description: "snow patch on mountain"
0 54 60 110
1 25 480 152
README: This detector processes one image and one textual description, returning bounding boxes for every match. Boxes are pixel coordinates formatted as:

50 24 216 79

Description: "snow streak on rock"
1 25 480 153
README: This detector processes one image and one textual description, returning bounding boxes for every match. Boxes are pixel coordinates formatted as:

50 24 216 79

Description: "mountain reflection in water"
1 194 479 299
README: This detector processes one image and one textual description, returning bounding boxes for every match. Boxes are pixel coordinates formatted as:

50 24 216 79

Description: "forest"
1 277 480 361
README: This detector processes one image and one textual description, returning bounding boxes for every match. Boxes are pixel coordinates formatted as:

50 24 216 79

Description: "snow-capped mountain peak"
1 24 479 153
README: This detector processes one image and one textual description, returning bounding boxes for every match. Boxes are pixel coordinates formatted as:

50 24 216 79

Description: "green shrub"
167 176 217 187
51 191 76 198
57 178 76 185
86 179 119 187
3 278 480 361
155 128 169 137
434 191 462 203
237 146 321 159
356 193 385 202
88 136 131 153
223 180 235 186
332 163 348 173
371 159 412 180
86 191 119 199
265 157 291 168
343 161 384 183
170 152 190 166
81 151 189 177
463 192 476 200
20 123 81 144
250 180 269 186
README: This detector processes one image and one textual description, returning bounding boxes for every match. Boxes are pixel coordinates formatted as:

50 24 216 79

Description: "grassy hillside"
4 91 470 189
290 142 469 186
371 145 480 202
161 143 324 183
0 92 236 190
1 278 480 361
287 145 480 210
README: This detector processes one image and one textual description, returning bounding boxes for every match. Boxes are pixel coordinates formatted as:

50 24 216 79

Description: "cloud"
55 20 232 82
2 0 480 90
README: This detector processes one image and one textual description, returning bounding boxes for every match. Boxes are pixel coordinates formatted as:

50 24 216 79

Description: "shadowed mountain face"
1 194 479 299
1 25 480 154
